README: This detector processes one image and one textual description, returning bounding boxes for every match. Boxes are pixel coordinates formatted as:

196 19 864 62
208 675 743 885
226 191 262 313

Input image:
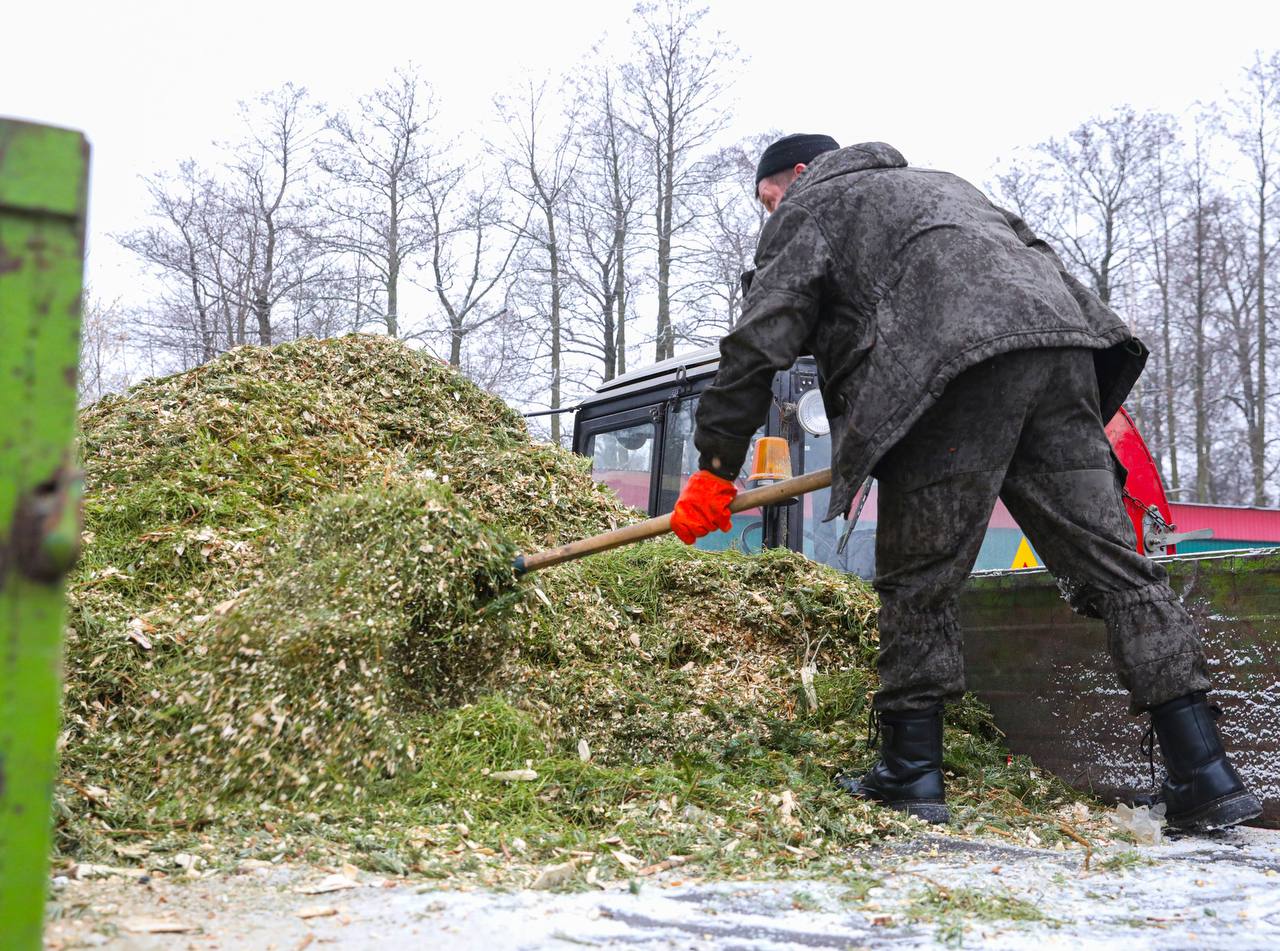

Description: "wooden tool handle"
514 467 833 575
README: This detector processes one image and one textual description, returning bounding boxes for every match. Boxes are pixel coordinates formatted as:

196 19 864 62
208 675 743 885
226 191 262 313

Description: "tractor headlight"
796 389 830 437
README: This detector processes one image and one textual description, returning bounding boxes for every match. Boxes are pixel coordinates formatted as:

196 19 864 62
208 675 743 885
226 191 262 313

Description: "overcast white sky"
5 0 1277 341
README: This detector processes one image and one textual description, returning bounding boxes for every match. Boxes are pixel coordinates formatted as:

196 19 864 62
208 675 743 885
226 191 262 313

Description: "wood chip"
295 905 339 920
638 855 690 877
120 917 197 934
173 852 203 871
778 789 798 826
296 874 359 894
490 768 538 782
530 859 577 890
73 863 150 881
800 664 818 710
125 618 155 650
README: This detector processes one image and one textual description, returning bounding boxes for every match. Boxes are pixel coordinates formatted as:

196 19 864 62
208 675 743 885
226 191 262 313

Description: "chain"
1123 488 1172 533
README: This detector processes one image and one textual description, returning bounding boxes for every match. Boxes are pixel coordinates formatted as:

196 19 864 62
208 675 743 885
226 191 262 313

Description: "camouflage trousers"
870 347 1210 714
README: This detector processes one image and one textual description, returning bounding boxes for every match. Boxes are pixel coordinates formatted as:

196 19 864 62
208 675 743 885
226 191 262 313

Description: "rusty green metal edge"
961 546 1280 827
0 117 89 950
0 119 90 219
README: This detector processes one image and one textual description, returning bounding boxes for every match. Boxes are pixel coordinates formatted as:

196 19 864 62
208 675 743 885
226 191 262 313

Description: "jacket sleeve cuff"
696 436 749 482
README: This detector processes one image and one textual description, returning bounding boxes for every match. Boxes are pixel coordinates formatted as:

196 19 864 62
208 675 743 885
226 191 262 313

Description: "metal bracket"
0 464 83 589
1141 503 1214 555
837 476 875 555
669 364 692 406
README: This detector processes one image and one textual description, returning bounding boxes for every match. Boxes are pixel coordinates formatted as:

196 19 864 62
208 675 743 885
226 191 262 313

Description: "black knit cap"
755 133 840 186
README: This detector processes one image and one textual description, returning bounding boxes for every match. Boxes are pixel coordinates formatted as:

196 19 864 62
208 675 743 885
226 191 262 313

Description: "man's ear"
794 162 807 176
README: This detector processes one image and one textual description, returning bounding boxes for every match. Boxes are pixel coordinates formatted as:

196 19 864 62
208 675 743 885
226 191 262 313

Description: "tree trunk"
601 277 617 382
1254 182 1268 505
1098 213 1114 304
1160 281 1180 494
611 132 628 378
185 242 214 363
547 211 562 445
1193 181 1211 503
449 317 462 366
387 180 400 338
655 119 676 361
256 212 277 345
616 286 627 377
253 293 271 345
608 168 627 381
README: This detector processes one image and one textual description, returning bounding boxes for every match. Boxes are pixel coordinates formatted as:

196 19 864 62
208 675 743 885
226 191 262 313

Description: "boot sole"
1167 790 1263 833
891 801 950 825
836 779 950 825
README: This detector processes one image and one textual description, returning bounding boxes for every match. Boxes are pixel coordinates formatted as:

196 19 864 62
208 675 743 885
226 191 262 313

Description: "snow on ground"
46 827 1280 950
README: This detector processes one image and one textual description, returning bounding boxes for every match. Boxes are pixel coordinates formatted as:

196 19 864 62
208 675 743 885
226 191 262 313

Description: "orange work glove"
670 470 738 544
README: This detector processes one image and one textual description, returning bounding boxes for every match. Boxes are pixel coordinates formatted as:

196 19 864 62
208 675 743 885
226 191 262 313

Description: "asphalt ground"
45 826 1280 949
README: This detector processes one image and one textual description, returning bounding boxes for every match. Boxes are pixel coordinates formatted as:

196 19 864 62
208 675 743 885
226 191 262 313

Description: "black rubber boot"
1151 692 1261 832
836 705 949 824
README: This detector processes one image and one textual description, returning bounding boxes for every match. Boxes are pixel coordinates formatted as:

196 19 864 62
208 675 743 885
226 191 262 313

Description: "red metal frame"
1105 408 1174 554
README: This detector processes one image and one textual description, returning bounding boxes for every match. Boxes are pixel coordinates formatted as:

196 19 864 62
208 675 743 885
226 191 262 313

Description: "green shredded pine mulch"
59 334 1119 889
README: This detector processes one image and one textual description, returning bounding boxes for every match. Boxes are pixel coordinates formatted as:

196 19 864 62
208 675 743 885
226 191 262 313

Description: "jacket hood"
790 142 908 195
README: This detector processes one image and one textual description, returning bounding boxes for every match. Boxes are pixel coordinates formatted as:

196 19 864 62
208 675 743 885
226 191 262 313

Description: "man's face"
756 163 806 214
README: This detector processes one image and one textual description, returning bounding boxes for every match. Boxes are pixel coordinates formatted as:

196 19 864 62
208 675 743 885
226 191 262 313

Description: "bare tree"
422 167 523 369
284 275 362 342
1221 52 1280 505
494 78 577 444
992 107 1259 501
679 131 775 346
317 68 440 337
563 60 648 383
227 83 326 345
1183 118 1224 502
119 86 345 368
456 304 543 398
1134 114 1185 491
78 292 134 403
118 161 225 363
997 108 1160 304
624 0 738 361
1212 201 1268 492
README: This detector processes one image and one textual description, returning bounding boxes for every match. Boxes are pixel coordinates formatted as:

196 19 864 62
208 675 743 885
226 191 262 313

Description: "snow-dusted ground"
46 827 1280 949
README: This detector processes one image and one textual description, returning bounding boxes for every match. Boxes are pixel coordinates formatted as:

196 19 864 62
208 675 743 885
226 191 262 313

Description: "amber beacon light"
747 436 793 483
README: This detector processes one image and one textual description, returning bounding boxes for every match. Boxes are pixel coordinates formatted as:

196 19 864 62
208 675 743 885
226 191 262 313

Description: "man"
669 133 1261 832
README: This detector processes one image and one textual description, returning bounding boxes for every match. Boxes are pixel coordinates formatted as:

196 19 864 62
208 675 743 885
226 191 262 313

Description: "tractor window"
587 421 656 512
659 398 766 554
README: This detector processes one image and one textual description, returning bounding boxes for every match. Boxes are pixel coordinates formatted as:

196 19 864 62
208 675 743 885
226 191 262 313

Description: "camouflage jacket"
694 142 1146 521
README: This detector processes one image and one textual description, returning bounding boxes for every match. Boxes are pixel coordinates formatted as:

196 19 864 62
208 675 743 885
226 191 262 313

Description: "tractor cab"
573 349 1183 578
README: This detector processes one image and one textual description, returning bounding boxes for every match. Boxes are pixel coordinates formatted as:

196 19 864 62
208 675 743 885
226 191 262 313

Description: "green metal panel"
0 119 89 949
1177 539 1277 555
961 549 1280 827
